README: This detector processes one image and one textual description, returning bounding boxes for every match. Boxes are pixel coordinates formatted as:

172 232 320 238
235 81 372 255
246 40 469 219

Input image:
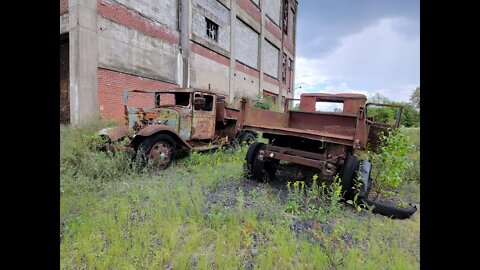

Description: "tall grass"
61 123 420 269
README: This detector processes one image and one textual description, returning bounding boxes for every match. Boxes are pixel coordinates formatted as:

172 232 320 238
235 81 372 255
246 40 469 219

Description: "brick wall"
98 69 179 123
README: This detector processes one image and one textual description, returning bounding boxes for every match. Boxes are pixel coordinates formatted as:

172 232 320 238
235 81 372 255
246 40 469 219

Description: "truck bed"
242 102 358 146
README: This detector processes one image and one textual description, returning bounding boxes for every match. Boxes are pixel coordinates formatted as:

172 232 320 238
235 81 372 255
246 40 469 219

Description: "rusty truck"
99 88 256 169
241 93 417 218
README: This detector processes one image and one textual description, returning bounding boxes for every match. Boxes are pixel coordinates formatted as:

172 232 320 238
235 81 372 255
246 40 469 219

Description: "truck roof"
300 93 367 100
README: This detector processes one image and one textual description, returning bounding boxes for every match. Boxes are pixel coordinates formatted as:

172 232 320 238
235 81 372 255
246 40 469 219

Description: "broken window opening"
155 92 190 107
206 18 218 42
282 54 287 82
282 0 289 34
194 93 214 111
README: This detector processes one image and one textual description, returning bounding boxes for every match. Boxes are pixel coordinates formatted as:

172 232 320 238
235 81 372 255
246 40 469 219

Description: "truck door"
190 92 216 140
366 103 403 151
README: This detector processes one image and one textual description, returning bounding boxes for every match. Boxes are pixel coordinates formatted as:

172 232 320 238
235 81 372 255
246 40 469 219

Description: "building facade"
60 0 298 125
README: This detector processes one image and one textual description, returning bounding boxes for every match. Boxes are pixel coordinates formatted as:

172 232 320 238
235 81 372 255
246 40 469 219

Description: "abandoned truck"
99 88 256 169
241 93 417 219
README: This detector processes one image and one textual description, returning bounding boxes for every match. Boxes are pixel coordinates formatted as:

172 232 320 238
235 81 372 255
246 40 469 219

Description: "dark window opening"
282 54 287 82
194 93 214 111
155 92 190 107
315 101 344 113
206 18 218 41
282 0 289 34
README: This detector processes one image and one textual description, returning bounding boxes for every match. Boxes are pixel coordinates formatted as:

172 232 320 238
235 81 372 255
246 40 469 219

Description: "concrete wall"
265 0 281 26
60 13 69 34
235 18 259 69
234 70 259 100
113 0 178 31
192 0 231 53
97 16 180 85
263 39 279 78
190 51 230 96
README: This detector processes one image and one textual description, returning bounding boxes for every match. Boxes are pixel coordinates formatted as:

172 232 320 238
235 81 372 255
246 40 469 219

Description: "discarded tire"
360 198 418 219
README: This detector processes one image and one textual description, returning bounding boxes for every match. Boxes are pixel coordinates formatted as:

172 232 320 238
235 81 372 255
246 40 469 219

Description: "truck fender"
129 124 192 150
98 126 132 142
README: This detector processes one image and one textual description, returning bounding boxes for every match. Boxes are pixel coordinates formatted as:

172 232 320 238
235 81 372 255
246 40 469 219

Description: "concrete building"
60 0 298 125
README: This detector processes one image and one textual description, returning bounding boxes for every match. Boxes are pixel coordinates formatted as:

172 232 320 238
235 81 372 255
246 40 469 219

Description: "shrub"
369 128 415 193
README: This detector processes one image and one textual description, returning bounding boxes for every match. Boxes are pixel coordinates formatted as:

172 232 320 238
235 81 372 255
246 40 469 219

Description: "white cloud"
294 17 419 102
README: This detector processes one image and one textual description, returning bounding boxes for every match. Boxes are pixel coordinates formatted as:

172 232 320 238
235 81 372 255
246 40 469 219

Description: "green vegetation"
252 92 281 112
367 87 420 128
61 122 420 269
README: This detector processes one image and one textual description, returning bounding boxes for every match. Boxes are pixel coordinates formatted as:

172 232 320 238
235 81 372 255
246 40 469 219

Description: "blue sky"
294 0 419 102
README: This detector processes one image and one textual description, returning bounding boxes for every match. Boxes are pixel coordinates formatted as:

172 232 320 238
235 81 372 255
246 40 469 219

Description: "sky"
294 0 420 102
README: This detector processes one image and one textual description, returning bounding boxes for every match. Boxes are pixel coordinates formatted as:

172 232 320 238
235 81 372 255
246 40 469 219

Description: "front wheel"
136 134 176 170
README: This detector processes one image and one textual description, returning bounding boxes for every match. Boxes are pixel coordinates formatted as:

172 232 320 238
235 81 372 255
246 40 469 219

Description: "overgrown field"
60 122 420 269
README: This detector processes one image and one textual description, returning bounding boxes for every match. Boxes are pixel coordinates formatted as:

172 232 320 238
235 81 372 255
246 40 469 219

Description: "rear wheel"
245 142 264 179
339 154 359 200
136 134 176 170
251 145 277 182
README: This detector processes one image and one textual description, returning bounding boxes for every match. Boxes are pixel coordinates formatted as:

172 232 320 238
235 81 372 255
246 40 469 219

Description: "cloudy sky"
294 0 419 102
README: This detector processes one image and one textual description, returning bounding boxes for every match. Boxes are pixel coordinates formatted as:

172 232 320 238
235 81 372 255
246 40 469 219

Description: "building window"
206 18 218 41
282 54 287 82
289 8 295 44
288 58 293 92
283 0 289 34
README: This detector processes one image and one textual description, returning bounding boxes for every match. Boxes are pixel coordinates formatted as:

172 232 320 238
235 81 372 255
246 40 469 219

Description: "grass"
60 122 420 269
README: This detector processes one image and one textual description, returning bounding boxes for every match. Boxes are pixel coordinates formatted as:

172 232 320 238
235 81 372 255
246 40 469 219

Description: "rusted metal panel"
190 93 216 140
242 101 289 128
244 125 354 146
265 149 325 169
300 93 367 115
288 111 357 138
266 145 326 160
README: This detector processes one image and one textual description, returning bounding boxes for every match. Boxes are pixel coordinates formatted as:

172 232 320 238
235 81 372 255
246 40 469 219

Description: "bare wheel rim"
149 140 172 168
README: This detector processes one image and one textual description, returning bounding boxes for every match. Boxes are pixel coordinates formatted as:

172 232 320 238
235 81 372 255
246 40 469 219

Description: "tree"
410 87 420 111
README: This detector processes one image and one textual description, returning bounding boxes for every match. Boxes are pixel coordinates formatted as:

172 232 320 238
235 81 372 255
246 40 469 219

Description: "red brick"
263 73 280 86
235 61 259 79
98 69 179 124
60 0 68 15
265 17 282 41
236 0 261 23
190 42 230 66
97 0 179 45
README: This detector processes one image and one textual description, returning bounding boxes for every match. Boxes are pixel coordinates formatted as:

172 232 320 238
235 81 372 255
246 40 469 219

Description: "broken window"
282 0 288 34
289 8 295 43
288 58 293 92
206 18 218 42
194 93 214 111
155 92 190 107
282 54 287 82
